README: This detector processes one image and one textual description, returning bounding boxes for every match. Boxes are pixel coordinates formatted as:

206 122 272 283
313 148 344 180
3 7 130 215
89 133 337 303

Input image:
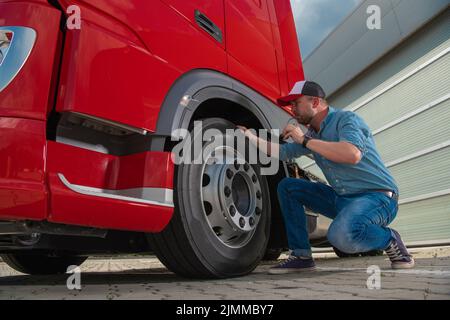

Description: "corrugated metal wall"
298 10 450 245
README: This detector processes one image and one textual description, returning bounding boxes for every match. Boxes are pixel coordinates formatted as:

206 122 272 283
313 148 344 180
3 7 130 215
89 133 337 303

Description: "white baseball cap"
277 80 326 106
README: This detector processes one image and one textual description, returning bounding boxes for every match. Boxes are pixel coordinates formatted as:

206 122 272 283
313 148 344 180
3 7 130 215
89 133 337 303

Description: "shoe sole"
268 266 317 275
391 258 415 269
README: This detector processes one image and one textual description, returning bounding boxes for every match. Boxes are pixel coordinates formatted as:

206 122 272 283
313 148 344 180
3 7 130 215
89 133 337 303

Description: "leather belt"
372 189 399 201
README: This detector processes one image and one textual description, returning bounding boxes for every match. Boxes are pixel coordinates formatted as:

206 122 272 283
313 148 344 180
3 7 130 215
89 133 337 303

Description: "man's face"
290 96 318 125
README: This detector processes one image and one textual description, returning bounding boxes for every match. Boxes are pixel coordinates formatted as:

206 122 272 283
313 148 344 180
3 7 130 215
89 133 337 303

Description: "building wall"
298 10 450 245
303 0 449 97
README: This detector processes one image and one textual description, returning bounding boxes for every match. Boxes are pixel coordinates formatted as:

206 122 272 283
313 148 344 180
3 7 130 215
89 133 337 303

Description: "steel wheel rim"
200 145 263 248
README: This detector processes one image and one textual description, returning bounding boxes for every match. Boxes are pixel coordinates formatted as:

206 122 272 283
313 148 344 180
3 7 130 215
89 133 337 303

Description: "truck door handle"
194 9 223 43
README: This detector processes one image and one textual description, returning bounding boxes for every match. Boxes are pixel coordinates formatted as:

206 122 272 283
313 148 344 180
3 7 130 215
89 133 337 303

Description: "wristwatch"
302 135 312 148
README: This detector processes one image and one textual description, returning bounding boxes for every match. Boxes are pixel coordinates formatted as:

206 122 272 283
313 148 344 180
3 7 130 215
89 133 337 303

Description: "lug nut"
226 169 234 179
255 207 261 215
224 186 231 197
229 206 236 217
256 190 261 199
252 174 257 183
239 217 245 228
234 161 240 170
249 217 255 226
244 163 250 171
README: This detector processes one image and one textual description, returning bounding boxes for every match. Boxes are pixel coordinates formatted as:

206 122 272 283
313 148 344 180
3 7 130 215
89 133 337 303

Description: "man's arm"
304 140 362 164
281 113 365 165
238 127 280 157
237 125 311 161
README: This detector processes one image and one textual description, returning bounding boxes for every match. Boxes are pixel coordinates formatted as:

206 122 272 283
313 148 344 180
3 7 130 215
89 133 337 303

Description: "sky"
290 0 363 59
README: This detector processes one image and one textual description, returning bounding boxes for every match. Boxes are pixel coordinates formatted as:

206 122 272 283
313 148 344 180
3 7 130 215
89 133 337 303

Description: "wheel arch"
154 69 291 141
155 69 291 250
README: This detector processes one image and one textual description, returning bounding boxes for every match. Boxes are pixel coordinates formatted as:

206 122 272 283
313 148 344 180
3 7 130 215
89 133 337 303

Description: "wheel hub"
200 146 263 248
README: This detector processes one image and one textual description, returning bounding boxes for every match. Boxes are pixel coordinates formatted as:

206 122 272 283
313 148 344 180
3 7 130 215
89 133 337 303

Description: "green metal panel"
356 53 450 131
389 146 450 199
374 99 450 163
391 195 450 243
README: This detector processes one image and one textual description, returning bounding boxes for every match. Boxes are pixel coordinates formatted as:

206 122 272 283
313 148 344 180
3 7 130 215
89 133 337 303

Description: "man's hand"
236 125 253 138
236 125 279 157
236 125 248 134
282 124 305 144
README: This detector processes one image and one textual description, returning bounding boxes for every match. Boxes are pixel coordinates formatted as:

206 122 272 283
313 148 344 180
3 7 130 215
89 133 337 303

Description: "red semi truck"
0 0 325 278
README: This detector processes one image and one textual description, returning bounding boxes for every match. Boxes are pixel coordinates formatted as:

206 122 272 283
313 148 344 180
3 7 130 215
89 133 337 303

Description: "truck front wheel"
147 118 271 278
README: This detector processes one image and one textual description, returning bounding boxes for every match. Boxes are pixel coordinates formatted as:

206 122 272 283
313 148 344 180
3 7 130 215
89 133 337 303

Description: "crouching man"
237 80 414 274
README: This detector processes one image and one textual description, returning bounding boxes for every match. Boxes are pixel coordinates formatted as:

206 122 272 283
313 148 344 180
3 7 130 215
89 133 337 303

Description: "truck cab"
0 0 322 278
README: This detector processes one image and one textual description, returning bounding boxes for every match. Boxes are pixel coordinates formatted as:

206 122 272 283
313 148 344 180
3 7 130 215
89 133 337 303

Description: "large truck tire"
262 248 284 261
147 118 271 278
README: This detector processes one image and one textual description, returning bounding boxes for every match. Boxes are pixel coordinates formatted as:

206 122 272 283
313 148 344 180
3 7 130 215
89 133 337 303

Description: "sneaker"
268 255 316 274
385 229 415 269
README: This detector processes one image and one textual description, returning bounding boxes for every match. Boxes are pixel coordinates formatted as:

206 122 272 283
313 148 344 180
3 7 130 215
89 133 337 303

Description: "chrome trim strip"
71 112 148 135
58 174 174 208
0 26 36 92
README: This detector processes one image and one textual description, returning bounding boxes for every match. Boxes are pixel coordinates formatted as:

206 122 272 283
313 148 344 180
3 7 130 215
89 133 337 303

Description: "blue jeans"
277 178 398 258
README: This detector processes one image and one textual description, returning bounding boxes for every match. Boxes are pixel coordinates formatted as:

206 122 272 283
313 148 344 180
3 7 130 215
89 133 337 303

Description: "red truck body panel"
0 1 60 222
0 118 47 220
56 0 228 132
0 0 303 233
225 0 281 100
47 141 174 232
0 1 61 120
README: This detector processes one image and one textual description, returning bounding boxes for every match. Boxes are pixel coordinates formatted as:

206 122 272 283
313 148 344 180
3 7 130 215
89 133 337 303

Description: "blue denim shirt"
280 106 399 196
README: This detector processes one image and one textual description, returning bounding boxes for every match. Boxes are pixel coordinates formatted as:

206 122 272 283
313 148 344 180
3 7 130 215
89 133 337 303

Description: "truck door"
161 0 226 50
225 0 281 101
